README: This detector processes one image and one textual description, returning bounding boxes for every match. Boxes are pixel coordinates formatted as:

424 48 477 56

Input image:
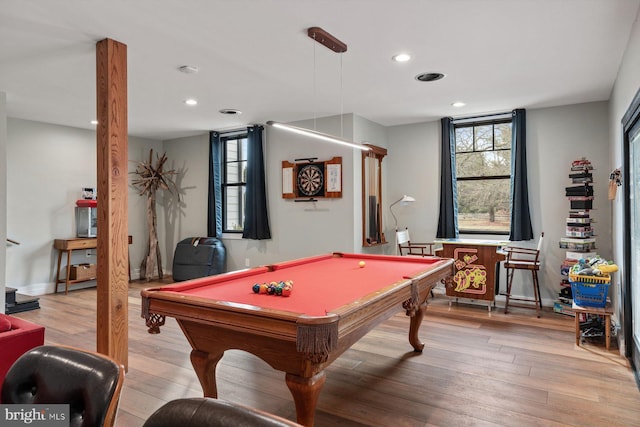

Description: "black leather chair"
1 345 125 427
143 398 303 427
173 237 226 281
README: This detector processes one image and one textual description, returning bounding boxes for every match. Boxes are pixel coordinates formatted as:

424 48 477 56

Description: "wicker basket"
569 273 610 308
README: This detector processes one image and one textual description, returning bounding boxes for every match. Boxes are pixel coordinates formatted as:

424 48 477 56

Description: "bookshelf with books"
555 158 596 316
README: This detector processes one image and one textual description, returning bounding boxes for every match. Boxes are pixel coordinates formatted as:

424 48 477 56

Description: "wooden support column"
96 38 129 370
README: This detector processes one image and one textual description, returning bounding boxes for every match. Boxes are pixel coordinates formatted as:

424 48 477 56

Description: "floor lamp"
390 195 416 254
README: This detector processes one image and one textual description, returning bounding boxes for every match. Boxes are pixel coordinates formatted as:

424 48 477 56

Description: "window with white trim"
455 119 512 234
221 133 248 233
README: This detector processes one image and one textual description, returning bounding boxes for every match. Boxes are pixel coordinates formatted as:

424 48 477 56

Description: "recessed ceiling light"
219 109 242 115
392 53 411 62
184 99 198 106
415 72 446 82
90 120 98 125
178 65 199 74
452 102 466 107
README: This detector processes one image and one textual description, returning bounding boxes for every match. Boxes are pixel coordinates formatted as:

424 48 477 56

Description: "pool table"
141 252 453 426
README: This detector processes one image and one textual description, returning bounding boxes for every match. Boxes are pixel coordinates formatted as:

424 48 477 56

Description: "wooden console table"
54 236 132 294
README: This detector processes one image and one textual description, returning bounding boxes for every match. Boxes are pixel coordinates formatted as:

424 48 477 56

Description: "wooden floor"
12 281 640 427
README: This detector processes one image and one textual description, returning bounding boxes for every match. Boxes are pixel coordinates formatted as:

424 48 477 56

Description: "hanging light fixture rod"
266 121 370 151
307 27 347 53
266 26 361 150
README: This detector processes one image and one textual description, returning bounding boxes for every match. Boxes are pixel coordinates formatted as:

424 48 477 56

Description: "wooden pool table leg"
190 349 224 398
407 302 427 352
285 371 326 427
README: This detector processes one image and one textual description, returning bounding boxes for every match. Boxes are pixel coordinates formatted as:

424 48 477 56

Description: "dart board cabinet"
282 157 342 200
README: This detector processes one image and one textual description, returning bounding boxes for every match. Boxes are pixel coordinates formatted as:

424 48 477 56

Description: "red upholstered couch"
0 313 45 397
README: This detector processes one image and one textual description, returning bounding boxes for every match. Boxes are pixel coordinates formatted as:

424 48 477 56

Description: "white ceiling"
1 0 639 141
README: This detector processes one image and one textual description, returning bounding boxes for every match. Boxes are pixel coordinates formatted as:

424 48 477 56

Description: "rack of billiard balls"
252 280 293 297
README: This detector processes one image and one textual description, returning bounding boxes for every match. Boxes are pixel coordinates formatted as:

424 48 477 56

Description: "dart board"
281 157 342 200
296 163 324 197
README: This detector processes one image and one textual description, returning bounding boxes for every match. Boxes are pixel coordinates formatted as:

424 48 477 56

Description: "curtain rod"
213 124 264 136
452 111 513 124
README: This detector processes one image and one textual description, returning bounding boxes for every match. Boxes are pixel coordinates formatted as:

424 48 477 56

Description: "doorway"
622 87 640 385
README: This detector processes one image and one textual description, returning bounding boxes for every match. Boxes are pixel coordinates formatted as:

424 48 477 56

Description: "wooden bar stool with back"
503 232 544 317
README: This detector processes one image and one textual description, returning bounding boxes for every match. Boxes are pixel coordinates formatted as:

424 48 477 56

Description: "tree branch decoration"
131 149 179 281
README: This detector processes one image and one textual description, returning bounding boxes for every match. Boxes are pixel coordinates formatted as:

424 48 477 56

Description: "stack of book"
567 159 594 209
565 185 593 210
569 170 592 184
555 159 597 317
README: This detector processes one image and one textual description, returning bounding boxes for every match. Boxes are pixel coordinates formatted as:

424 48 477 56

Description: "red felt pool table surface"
141 252 453 427
160 253 444 316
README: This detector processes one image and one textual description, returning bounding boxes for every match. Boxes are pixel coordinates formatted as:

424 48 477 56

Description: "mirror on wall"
362 144 387 246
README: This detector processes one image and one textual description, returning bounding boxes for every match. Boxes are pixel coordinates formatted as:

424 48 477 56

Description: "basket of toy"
568 257 617 308
569 273 610 308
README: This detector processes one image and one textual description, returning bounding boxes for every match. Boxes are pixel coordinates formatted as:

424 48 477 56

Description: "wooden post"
96 38 129 370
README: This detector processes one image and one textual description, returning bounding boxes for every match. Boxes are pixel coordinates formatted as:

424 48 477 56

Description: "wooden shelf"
54 236 132 294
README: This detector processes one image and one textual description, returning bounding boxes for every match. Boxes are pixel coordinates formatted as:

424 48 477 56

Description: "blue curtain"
207 132 223 237
242 125 272 240
509 109 533 241
436 117 458 239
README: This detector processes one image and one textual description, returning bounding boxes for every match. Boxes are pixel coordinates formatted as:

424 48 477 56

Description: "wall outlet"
85 249 92 257
245 258 250 267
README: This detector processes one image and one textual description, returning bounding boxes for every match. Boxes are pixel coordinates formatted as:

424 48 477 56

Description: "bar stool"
503 232 544 317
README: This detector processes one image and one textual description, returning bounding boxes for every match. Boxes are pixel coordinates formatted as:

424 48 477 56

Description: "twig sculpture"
131 149 178 281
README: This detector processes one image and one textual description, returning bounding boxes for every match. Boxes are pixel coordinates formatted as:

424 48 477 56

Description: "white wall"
162 133 210 267
386 120 441 252
527 102 611 304
0 93 6 312
6 118 162 295
385 103 611 305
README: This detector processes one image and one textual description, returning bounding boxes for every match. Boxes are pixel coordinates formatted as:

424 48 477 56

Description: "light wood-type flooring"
12 281 640 427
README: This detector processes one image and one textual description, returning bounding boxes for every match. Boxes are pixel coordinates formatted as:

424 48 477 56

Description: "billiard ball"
252 284 261 293
359 261 366 268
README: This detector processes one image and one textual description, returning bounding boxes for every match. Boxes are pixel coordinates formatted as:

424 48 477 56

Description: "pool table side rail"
331 251 446 265
159 266 271 292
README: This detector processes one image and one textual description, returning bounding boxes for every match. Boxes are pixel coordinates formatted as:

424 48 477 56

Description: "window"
454 119 512 234
221 133 248 233
209 125 270 240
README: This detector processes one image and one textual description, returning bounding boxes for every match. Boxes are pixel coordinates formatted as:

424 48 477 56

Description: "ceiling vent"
415 72 445 82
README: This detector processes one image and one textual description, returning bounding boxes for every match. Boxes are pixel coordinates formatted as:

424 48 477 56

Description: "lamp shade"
390 195 416 230
399 195 416 203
